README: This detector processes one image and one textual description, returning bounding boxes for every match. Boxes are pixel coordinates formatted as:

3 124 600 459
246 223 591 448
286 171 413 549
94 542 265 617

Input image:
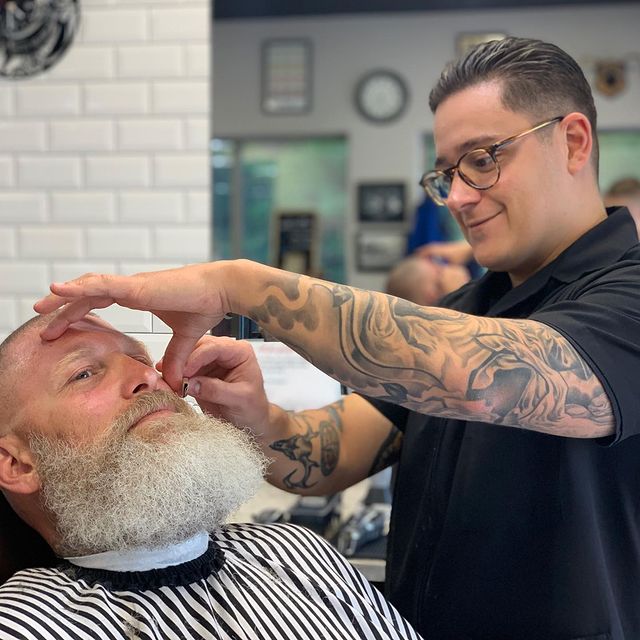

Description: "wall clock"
0 0 80 79
354 69 409 124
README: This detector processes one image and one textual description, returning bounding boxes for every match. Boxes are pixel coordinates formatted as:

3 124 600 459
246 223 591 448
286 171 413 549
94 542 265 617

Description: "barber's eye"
72 369 93 382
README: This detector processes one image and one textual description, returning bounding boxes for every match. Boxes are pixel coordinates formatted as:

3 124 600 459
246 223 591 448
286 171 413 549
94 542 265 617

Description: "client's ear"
0 435 40 495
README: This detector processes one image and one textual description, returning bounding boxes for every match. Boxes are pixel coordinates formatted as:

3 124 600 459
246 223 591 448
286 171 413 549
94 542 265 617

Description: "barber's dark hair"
429 37 599 171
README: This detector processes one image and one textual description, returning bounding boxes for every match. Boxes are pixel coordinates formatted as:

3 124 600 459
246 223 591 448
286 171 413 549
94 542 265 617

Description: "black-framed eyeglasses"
419 116 565 206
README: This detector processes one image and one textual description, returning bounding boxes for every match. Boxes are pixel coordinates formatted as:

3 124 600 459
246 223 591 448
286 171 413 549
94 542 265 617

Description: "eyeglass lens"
426 148 499 204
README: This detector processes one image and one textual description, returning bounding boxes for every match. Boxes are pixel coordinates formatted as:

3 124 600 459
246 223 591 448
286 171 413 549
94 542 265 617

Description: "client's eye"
72 369 93 382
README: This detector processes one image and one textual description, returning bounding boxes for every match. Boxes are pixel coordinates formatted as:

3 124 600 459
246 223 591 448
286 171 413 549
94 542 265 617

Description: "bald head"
0 315 53 435
605 177 640 224
386 256 470 306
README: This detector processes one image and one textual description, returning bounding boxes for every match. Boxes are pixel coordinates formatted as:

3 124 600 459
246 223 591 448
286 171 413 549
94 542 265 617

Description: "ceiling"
214 0 639 20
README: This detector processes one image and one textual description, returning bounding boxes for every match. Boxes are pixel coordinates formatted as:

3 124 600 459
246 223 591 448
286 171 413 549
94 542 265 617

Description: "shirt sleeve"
530 262 640 444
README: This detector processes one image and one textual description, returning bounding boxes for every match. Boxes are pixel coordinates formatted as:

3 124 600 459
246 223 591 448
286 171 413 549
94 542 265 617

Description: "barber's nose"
119 356 163 398
446 172 482 212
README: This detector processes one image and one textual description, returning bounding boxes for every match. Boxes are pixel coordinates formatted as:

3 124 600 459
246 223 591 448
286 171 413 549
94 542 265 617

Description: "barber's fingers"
36 296 117 340
158 337 258 378
159 333 202 393
36 274 139 310
185 337 257 377
189 377 269 431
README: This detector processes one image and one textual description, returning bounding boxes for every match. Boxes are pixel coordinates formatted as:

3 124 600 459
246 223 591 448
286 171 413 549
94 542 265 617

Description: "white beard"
29 391 267 556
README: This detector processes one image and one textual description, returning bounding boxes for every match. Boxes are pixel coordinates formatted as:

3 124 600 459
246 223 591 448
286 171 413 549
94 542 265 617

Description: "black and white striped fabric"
0 522 423 639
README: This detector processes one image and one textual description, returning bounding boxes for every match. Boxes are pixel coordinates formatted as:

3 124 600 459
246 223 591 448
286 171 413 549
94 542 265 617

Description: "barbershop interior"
1 0 640 637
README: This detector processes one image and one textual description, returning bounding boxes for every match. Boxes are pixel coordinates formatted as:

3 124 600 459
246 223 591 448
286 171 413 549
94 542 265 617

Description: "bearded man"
0 314 421 640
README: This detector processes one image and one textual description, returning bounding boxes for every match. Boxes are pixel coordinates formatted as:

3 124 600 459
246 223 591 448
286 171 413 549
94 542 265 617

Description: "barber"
36 37 640 640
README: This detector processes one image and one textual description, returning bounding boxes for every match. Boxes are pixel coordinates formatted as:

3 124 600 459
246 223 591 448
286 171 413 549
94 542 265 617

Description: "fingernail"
191 381 201 396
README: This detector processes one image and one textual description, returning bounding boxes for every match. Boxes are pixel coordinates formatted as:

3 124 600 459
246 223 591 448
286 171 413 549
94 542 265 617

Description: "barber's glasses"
420 116 565 206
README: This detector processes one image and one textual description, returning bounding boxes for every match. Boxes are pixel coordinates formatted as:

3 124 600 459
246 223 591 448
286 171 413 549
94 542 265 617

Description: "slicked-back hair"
429 37 599 172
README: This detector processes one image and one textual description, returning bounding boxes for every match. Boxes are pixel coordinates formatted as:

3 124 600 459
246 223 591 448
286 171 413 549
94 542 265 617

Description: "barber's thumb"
186 376 222 401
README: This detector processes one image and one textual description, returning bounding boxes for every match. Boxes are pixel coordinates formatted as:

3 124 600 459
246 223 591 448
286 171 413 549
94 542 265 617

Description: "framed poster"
273 211 318 274
357 182 406 223
456 32 507 57
261 39 312 115
356 231 406 272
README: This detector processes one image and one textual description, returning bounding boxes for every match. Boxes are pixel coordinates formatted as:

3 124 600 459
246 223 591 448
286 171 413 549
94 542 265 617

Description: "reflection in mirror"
212 137 348 282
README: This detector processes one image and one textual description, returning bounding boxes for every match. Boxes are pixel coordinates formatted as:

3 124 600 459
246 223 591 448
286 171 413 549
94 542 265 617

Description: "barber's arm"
172 335 401 496
34 259 613 438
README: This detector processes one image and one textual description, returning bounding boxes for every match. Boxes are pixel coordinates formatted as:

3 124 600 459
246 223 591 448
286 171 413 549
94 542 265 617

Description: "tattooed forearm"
368 427 403 476
269 402 344 490
249 276 614 438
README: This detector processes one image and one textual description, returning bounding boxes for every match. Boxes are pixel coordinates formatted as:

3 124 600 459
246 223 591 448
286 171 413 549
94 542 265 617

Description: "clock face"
355 70 409 124
0 0 80 79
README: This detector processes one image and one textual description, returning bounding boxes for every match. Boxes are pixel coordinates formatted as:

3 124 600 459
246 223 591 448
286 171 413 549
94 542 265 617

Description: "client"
0 313 421 640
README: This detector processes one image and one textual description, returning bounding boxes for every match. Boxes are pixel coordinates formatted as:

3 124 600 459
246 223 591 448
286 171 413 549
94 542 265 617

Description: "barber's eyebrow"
434 134 501 169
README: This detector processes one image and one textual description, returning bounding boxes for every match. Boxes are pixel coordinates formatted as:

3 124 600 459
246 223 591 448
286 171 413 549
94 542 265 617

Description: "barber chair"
0 493 56 584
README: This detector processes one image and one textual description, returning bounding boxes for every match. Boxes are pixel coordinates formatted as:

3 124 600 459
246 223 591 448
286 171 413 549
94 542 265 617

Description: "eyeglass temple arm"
492 116 564 153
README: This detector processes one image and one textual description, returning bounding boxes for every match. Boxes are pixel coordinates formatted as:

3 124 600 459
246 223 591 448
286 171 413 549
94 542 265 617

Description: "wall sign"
357 182 406 223
274 211 318 275
261 38 312 115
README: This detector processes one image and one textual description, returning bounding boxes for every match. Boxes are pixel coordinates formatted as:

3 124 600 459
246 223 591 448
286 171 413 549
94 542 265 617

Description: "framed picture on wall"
357 182 406 223
261 39 312 115
356 231 407 272
273 211 318 275
456 32 507 57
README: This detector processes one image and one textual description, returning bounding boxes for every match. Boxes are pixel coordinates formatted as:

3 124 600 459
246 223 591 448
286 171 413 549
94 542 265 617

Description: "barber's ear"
0 435 41 495
562 112 593 175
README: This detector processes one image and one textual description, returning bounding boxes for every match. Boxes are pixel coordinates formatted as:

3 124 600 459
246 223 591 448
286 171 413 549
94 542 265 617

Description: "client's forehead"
21 316 149 376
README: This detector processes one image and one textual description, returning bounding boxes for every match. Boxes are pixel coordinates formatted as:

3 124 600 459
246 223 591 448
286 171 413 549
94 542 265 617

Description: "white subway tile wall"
0 0 210 335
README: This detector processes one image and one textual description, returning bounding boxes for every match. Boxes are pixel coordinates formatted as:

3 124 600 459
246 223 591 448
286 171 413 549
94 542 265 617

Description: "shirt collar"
446 207 637 317
65 531 210 572
548 206 637 284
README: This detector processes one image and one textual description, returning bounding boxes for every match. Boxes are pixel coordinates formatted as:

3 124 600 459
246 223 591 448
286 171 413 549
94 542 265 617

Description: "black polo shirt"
367 208 640 640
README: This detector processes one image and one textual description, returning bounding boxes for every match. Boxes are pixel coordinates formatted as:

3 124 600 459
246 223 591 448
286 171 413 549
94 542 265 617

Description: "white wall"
0 0 211 340
213 4 640 291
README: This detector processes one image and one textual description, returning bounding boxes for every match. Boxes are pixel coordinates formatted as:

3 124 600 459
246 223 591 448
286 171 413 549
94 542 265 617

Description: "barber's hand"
414 240 473 265
161 336 271 433
33 263 232 392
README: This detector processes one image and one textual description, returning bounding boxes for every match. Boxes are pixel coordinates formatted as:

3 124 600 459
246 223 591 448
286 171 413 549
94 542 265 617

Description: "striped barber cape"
0 522 422 640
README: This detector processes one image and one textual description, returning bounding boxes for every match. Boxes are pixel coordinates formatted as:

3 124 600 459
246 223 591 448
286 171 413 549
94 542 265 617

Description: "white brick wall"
0 0 211 336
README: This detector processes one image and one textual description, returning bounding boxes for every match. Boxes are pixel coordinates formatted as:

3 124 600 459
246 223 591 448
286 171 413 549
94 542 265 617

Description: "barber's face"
13 316 178 451
433 81 566 285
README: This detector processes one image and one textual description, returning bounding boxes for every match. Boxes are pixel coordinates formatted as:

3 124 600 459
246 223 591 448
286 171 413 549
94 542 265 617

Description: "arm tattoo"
368 427 403 476
269 401 344 490
250 278 614 438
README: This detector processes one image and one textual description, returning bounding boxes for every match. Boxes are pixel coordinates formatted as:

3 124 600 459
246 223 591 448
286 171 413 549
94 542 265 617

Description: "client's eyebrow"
53 347 98 380
52 339 153 380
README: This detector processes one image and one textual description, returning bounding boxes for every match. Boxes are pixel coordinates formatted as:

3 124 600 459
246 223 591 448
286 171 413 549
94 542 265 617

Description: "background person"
385 255 470 306
34 37 640 640
604 176 640 234
0 314 421 640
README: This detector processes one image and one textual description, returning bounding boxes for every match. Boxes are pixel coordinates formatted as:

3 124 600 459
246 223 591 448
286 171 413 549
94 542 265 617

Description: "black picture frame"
355 231 407 272
357 182 406 223
273 211 318 275
261 38 312 115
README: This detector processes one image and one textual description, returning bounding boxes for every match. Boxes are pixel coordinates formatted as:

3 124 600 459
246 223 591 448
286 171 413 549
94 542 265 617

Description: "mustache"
111 390 194 436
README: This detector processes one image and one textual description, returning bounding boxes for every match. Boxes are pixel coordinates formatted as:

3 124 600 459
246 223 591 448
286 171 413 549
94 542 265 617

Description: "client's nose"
119 356 164 398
